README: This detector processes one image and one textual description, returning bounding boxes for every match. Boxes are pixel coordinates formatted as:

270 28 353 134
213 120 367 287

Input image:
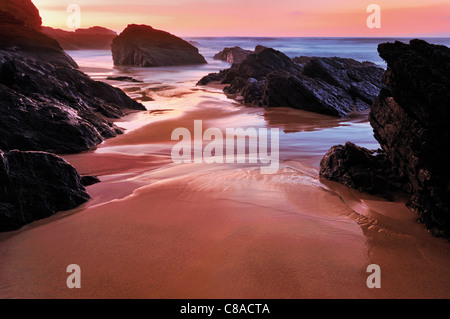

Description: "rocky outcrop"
214 46 252 64
0 50 145 154
0 10 77 68
0 0 42 30
320 39 450 238
0 12 145 154
320 142 399 195
0 7 146 231
42 26 117 50
112 24 207 67
0 150 90 232
198 46 384 117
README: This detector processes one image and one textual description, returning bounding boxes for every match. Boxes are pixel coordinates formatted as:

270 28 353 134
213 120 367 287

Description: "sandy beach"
1 57 449 299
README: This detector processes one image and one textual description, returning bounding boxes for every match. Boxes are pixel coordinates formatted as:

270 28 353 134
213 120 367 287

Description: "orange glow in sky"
33 0 450 37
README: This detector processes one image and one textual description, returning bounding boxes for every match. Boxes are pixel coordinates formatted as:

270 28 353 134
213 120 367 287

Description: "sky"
33 0 450 37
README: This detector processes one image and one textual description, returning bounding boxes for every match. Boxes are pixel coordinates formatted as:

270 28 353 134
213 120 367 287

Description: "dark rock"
0 150 90 232
0 2 146 233
196 69 228 86
112 24 207 67
0 52 145 154
81 175 101 186
0 0 42 30
214 46 252 64
320 39 450 238
0 10 77 68
370 39 450 238
302 57 384 108
320 142 399 195
263 70 359 117
107 76 143 83
42 26 117 50
0 11 146 155
198 46 384 117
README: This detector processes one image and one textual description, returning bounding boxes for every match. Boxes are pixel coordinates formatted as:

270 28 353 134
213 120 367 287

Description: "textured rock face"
0 0 42 30
370 40 450 237
0 51 145 154
320 39 450 238
0 150 90 232
214 46 252 64
198 47 384 117
42 26 118 50
320 142 398 195
112 24 207 67
0 10 145 154
0 10 77 68
0 6 146 231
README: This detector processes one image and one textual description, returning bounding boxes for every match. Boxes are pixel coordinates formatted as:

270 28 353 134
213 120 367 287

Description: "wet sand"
1 60 449 299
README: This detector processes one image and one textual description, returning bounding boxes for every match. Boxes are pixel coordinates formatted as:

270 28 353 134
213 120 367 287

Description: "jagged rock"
214 46 252 64
198 46 384 117
42 26 117 50
81 175 101 186
107 76 143 83
320 39 450 238
0 2 146 232
0 10 77 68
112 24 207 67
0 150 90 232
0 52 145 154
370 39 450 238
320 142 398 195
0 11 145 154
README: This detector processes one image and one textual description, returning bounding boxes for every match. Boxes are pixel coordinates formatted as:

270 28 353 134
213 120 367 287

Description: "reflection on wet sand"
0 57 449 299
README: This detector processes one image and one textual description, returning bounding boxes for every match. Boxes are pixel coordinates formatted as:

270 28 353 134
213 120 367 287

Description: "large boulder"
0 12 145 154
320 142 399 195
198 46 384 117
0 150 90 232
42 26 118 50
112 24 207 67
320 39 450 238
214 46 252 64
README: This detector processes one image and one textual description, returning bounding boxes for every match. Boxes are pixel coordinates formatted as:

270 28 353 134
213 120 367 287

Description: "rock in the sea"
112 24 207 67
0 150 90 232
320 39 450 238
0 12 146 154
198 46 384 117
42 26 118 50
214 46 253 64
81 175 101 187
107 76 143 83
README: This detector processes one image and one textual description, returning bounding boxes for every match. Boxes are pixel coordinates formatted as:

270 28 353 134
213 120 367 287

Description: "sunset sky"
33 0 450 37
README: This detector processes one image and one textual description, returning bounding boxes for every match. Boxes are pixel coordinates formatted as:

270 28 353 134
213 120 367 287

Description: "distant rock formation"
0 0 42 30
198 46 384 117
0 150 90 232
214 46 252 64
111 24 207 67
42 26 118 50
320 39 450 239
